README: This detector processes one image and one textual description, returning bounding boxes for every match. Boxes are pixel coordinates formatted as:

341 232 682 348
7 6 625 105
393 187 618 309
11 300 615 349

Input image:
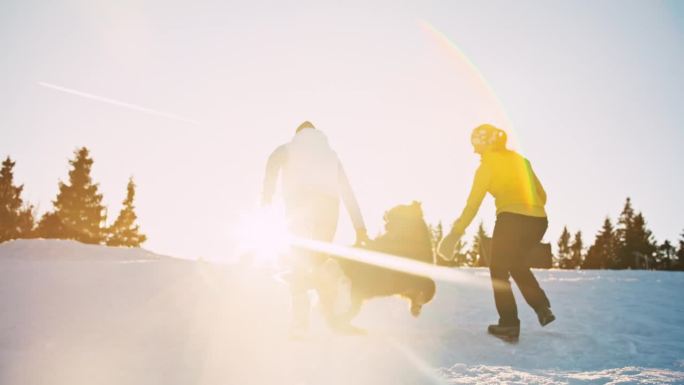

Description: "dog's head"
378 201 433 262
383 201 430 240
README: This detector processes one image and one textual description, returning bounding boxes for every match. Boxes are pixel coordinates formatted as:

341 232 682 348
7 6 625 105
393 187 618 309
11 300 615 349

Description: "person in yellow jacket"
438 124 555 341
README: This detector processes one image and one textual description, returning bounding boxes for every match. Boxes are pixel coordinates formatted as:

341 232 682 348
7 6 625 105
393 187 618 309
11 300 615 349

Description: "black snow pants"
490 212 551 326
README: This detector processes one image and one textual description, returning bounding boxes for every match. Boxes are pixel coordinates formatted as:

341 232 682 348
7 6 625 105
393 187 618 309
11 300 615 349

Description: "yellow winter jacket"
451 149 547 235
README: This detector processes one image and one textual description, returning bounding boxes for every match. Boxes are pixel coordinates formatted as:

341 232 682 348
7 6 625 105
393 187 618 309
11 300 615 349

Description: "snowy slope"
0 239 683 385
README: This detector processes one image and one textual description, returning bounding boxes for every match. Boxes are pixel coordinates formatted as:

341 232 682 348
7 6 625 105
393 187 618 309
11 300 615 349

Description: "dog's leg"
346 294 363 320
407 291 426 317
326 293 366 335
334 293 362 323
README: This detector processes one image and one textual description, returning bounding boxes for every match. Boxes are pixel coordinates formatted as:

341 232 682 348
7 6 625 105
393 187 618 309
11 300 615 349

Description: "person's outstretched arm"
338 162 368 244
437 162 491 259
451 162 492 236
261 145 286 206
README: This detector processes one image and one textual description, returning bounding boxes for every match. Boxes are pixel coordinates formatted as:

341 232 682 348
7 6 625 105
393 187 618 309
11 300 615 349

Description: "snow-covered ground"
1 239 682 385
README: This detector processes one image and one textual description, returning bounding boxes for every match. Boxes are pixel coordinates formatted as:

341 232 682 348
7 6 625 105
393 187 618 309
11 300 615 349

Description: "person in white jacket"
262 121 369 335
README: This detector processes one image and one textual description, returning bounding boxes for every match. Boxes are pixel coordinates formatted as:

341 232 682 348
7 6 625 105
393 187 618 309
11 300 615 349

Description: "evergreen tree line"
0 147 146 247
431 197 684 271
568 197 683 270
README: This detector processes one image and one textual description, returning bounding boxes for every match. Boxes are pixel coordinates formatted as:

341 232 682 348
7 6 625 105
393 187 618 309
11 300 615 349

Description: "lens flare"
418 20 517 147
233 208 492 287
291 237 490 288
419 20 541 209
37 81 200 125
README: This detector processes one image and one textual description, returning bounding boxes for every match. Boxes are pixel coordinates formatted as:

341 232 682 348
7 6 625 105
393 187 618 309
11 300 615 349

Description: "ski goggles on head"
471 131 495 146
471 126 506 147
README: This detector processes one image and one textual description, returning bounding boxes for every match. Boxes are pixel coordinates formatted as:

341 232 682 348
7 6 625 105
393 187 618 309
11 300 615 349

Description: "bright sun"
234 205 291 266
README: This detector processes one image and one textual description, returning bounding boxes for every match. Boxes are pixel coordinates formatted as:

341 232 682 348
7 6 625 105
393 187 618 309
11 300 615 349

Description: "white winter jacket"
262 129 366 231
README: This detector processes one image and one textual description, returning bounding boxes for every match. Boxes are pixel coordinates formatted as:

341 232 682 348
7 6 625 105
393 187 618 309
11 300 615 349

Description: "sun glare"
234 205 291 266
232 206 491 286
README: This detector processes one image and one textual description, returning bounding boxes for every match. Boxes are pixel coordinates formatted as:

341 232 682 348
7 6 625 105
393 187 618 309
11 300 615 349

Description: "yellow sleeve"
533 171 547 205
451 162 491 235
526 159 547 205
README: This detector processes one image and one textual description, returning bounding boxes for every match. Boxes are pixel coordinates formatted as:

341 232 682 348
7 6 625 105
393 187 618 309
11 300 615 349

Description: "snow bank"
0 239 168 261
0 240 682 385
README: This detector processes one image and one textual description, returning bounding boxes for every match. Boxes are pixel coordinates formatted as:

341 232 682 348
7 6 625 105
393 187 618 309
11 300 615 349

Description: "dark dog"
336 202 436 322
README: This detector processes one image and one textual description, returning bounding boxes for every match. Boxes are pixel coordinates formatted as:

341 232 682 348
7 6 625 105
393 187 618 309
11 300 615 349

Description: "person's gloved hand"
355 228 370 247
437 230 462 260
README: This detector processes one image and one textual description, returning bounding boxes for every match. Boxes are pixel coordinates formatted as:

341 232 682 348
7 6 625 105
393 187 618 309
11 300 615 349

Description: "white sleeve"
261 145 287 205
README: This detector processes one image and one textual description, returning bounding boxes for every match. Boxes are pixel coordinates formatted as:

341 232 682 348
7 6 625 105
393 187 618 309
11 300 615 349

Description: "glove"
355 228 370 247
437 230 462 260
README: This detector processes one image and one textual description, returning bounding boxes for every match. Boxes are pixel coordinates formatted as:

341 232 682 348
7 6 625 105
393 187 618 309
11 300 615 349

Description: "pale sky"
2 0 683 260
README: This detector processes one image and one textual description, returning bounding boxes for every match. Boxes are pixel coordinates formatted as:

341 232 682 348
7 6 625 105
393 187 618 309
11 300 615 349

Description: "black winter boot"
487 324 520 342
536 307 556 327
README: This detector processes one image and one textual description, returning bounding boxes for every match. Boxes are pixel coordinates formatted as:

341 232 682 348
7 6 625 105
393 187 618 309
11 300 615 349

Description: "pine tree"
656 240 676 270
569 231 584 269
582 217 617 269
470 222 489 267
556 226 572 269
677 230 684 271
629 212 657 269
36 212 65 239
614 197 635 269
0 157 34 242
452 238 469 266
612 198 658 269
617 197 635 233
106 178 146 247
37 147 106 244
429 222 444 249
16 206 35 238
